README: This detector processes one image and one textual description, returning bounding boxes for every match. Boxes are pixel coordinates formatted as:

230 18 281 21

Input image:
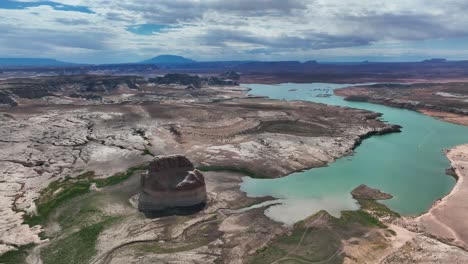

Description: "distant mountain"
0 58 76 67
140 55 196 64
422 58 447 63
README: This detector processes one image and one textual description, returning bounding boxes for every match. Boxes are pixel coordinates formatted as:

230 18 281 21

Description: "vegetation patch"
141 148 154 156
0 244 35 264
249 226 342 264
135 219 221 255
24 181 91 227
249 208 391 264
92 164 148 188
41 218 118 264
24 164 148 227
334 210 386 228
56 199 106 230
357 199 401 219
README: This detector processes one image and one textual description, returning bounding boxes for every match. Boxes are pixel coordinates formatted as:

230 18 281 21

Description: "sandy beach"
417 144 468 249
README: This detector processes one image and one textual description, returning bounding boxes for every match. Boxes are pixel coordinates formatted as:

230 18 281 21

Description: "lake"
240 83 468 225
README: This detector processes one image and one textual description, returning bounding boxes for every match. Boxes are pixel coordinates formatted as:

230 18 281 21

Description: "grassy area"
249 246 288 264
92 164 148 188
24 164 148 227
248 208 391 264
135 216 221 256
249 226 342 264
0 244 35 264
24 181 92 227
141 148 154 156
357 199 401 219
56 198 106 230
8 164 147 263
41 218 118 264
334 210 386 228
197 165 267 179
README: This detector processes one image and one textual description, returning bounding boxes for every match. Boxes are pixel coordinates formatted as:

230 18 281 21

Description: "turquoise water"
240 83 468 225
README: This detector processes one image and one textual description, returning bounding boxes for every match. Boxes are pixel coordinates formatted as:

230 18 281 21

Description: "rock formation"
351 184 393 200
0 91 18 106
138 155 207 211
150 74 203 88
149 73 240 88
0 75 145 106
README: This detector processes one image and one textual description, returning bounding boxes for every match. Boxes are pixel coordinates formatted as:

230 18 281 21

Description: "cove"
240 83 468 225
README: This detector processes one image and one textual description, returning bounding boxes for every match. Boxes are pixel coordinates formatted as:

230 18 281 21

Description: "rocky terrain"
149 72 239 88
2 73 467 264
0 75 145 107
0 74 401 262
0 73 240 108
335 82 468 126
138 155 207 212
351 184 393 200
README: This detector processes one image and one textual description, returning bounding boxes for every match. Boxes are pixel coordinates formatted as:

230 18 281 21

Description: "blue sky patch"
127 24 177 35
0 0 93 13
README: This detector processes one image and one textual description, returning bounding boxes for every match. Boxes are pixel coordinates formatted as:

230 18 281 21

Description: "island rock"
351 184 393 200
138 155 207 211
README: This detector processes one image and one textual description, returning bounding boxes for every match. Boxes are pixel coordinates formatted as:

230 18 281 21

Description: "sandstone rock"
150 74 203 88
351 184 393 200
138 155 207 211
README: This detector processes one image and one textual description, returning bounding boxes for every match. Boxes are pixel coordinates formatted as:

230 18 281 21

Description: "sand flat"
418 144 468 249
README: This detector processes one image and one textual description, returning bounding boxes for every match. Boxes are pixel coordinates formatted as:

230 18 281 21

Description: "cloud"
0 0 467 63
199 29 372 50
54 17 91 25
340 13 467 41
1 0 93 13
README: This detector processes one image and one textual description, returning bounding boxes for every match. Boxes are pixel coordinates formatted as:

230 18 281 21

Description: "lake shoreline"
416 144 468 249
334 85 468 127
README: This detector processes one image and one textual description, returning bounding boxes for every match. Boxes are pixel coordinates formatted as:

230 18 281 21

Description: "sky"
1 0 468 64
